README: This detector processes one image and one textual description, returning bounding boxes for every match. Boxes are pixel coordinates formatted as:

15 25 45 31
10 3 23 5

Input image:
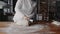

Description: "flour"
0 24 47 34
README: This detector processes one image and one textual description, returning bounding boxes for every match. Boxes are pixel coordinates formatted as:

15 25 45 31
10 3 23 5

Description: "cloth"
13 0 36 26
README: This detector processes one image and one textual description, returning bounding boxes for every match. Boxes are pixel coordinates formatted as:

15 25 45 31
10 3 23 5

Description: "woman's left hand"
24 16 30 20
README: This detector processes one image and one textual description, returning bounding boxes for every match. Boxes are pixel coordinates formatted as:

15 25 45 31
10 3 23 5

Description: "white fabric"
52 21 60 26
13 0 36 26
13 12 28 26
14 0 36 17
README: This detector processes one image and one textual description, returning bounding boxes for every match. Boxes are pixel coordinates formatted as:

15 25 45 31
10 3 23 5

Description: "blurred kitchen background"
0 0 60 22
0 0 16 21
0 0 37 22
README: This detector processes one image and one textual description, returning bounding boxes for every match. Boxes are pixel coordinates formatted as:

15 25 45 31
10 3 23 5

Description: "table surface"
0 21 60 34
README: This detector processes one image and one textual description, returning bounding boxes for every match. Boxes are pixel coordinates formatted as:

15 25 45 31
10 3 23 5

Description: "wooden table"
0 21 60 34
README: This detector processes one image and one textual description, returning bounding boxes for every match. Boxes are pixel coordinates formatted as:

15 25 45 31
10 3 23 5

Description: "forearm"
15 7 29 16
15 0 36 18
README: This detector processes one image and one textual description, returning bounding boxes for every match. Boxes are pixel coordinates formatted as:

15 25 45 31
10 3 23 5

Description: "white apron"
13 0 36 26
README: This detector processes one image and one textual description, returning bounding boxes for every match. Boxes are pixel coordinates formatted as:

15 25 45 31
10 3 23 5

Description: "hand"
24 16 30 20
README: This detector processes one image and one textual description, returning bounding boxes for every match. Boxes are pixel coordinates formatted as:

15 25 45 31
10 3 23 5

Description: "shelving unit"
37 0 56 21
37 0 48 21
0 0 14 21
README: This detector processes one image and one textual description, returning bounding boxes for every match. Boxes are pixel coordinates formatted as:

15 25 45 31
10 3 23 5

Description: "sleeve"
15 0 27 16
15 0 36 18
27 2 37 18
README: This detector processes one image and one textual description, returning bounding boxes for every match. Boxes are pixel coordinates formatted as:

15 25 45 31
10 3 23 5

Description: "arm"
15 0 36 18
15 0 29 16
